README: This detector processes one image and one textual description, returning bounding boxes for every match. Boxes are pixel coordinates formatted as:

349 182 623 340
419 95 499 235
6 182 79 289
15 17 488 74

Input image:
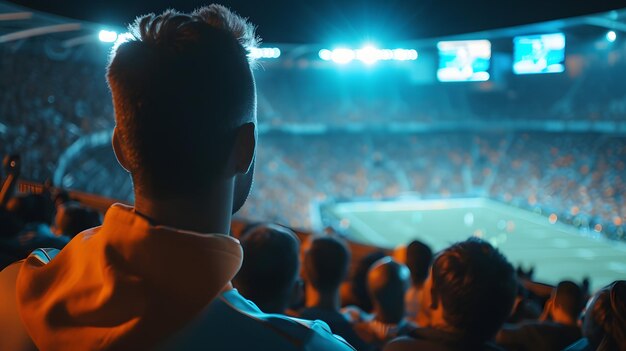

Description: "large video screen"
437 40 491 82
513 33 565 74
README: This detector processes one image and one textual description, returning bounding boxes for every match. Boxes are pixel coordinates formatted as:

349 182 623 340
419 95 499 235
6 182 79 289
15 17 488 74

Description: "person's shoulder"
162 290 355 351
225 292 355 350
280 316 355 350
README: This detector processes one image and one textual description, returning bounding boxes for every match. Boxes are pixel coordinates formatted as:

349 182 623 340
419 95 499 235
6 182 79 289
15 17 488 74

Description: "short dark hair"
431 238 516 343
553 280 584 320
233 224 300 308
368 257 410 323
405 240 433 286
107 5 258 198
304 236 350 293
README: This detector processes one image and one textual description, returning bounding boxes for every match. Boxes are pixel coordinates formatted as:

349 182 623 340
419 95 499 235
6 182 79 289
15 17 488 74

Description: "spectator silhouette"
342 250 387 313
353 257 417 349
233 224 302 314
402 240 433 326
496 280 583 351
385 238 517 351
565 280 626 351
299 236 372 350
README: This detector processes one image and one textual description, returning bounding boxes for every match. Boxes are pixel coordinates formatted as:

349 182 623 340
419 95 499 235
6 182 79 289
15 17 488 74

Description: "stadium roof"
3 0 626 45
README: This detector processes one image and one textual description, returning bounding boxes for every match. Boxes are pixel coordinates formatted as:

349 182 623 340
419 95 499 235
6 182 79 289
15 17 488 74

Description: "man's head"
233 224 301 314
548 280 584 324
367 257 411 324
428 238 516 344
107 5 258 211
303 236 350 295
405 239 433 287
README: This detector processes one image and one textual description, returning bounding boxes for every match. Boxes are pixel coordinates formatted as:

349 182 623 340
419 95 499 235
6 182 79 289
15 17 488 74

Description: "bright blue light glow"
250 47 281 59
318 49 332 61
98 30 118 43
607 31 617 43
113 32 133 50
331 48 355 64
393 49 418 61
355 46 379 65
319 47 417 64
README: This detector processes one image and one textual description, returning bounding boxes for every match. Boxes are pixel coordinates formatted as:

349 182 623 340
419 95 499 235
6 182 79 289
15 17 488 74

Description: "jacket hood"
16 203 243 350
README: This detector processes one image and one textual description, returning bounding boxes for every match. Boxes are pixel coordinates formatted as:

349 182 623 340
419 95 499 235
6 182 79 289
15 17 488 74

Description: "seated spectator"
341 250 387 313
402 240 433 325
565 280 626 351
299 236 371 350
0 6 353 351
53 203 101 238
232 224 302 314
505 282 542 324
353 257 416 349
0 193 68 270
384 238 517 351
496 280 583 351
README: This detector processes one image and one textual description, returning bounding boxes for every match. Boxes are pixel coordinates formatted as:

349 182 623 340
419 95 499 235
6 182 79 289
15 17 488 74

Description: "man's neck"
133 182 234 235
305 285 340 311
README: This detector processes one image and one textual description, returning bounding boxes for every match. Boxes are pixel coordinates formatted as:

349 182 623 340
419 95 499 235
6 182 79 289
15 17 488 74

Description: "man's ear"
233 122 256 174
112 128 130 172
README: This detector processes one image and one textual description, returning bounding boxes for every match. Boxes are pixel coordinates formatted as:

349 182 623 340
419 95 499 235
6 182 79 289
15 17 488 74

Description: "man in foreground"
0 5 353 350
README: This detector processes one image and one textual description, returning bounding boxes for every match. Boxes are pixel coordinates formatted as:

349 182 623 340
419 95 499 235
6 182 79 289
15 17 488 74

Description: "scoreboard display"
437 40 491 82
513 33 566 74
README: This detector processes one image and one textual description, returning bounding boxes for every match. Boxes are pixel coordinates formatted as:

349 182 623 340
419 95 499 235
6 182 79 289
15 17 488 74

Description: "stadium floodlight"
319 47 417 64
606 31 617 43
331 48 355 64
318 49 332 61
98 30 118 43
392 49 418 61
355 45 379 65
249 47 281 59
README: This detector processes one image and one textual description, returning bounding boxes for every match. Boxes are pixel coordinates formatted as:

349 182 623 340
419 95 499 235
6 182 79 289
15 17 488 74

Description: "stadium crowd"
1 4 626 351
242 133 626 240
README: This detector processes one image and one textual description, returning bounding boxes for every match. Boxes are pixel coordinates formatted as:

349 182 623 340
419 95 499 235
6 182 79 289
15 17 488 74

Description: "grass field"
329 198 626 291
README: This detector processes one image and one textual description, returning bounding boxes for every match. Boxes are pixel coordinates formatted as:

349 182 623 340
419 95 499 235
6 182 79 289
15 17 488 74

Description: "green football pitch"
329 198 626 291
